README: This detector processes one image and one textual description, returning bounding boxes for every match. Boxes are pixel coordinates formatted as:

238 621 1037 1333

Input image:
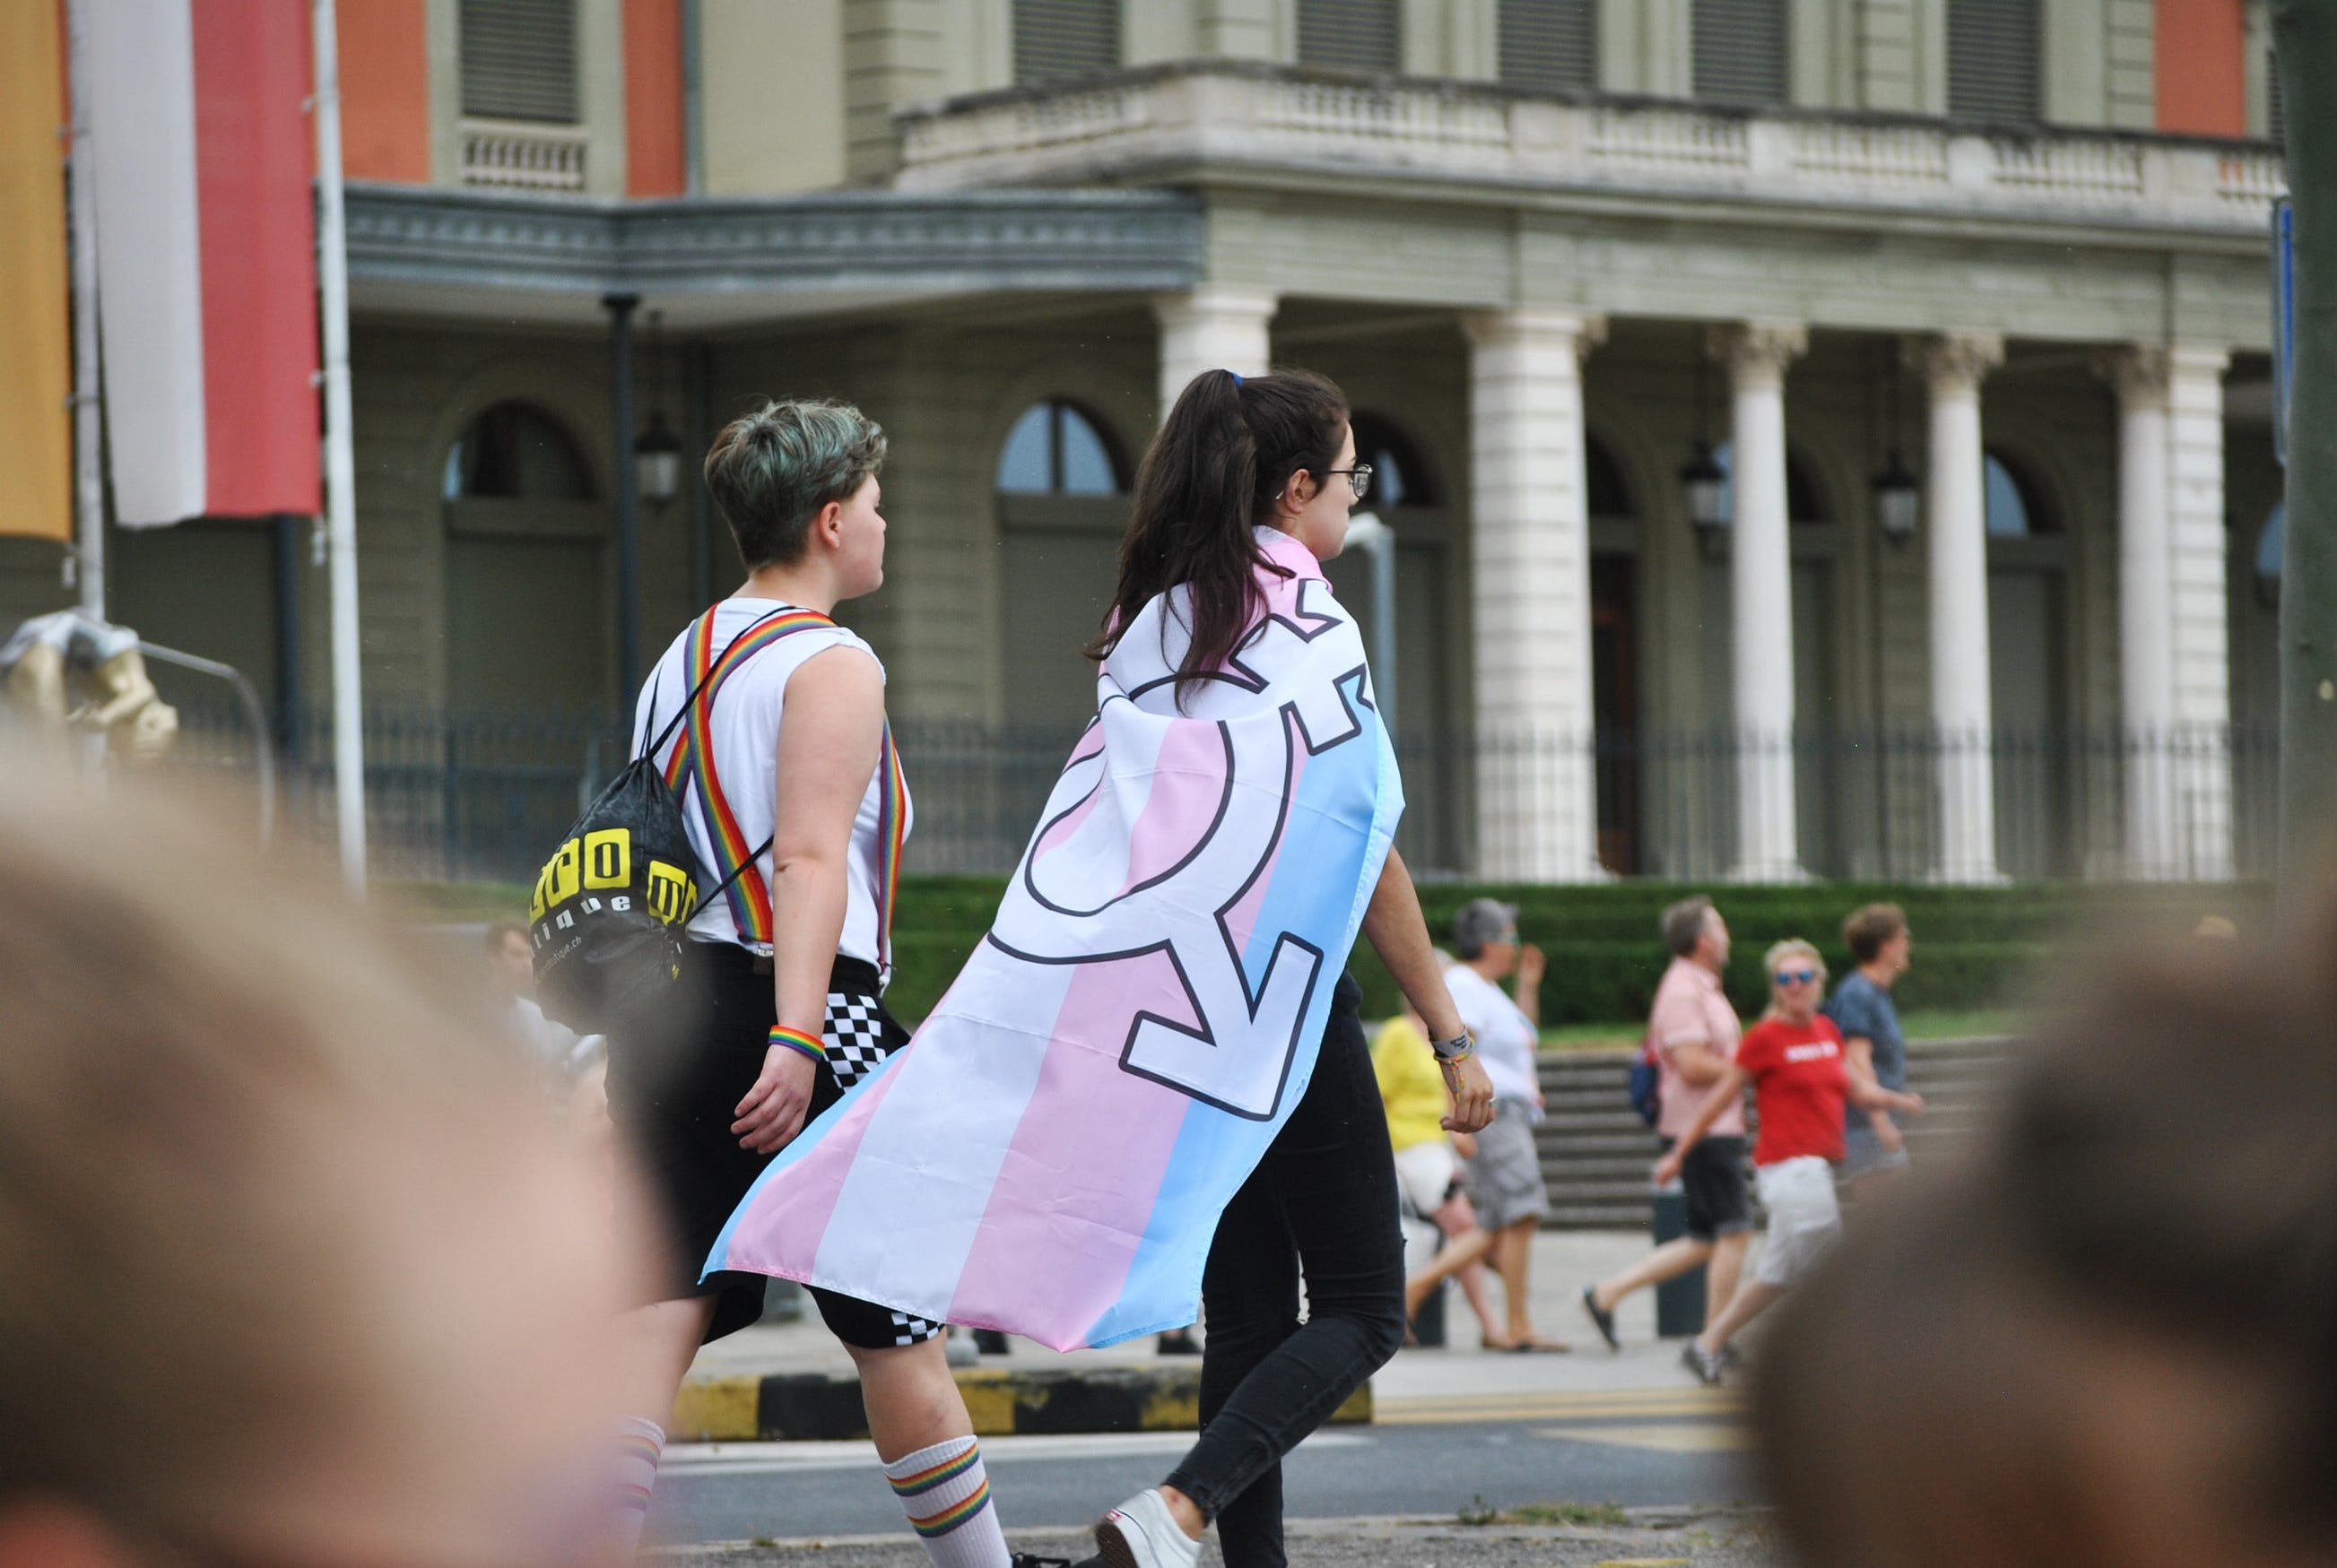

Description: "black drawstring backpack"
529 608 791 1032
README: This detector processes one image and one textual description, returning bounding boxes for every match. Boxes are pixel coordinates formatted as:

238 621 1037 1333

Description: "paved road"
650 1386 1758 1549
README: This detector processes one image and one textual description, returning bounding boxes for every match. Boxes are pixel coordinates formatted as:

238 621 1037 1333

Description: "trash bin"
1650 1182 1706 1338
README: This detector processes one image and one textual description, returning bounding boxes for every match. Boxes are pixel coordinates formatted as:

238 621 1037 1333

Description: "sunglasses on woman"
1774 968 1820 986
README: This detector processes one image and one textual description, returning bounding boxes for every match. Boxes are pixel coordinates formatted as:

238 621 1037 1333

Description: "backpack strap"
656 604 843 944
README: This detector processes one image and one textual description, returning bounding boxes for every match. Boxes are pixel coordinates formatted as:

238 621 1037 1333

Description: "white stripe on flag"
810 957 1073 1321
90 0 206 527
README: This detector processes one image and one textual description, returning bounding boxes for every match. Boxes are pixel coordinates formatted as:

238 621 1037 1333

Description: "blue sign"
2275 197 2294 469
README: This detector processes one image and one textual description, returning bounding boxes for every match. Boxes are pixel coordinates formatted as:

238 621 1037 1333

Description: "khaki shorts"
1751 1155 1843 1287
1393 1138 1461 1218
1464 1099 1550 1231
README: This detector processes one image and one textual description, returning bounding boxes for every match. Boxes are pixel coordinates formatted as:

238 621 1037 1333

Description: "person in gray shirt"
1822 903 1912 1188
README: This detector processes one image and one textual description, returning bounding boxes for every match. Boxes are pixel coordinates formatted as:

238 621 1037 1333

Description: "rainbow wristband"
768 1024 826 1064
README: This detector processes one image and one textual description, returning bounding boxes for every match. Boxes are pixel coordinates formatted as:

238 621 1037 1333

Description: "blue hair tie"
1229 371 1244 386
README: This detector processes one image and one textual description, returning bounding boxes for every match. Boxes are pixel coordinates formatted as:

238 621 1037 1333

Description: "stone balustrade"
460 119 589 193
896 64 2283 233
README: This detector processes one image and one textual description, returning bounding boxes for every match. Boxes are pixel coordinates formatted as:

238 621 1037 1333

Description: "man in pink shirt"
1580 896 1751 1349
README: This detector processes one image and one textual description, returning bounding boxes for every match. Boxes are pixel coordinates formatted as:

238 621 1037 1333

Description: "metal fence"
165 706 2281 886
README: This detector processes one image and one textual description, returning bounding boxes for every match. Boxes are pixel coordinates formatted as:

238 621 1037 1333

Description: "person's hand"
1441 1054 1495 1133
1654 1149 1684 1186
1450 1131 1479 1159
1899 1090 1926 1119
734 1045 819 1154
1874 1117 1905 1156
1515 942 1545 990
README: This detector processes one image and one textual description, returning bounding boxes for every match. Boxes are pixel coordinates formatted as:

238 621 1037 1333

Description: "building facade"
0 0 2290 884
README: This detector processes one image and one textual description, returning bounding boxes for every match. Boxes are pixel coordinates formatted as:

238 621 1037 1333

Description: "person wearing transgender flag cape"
708 368 1497 1568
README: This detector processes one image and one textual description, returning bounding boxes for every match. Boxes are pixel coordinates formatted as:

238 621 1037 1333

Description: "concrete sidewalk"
676 1230 1754 1439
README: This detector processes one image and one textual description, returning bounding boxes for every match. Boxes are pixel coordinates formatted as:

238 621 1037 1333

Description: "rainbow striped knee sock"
883 1435 1011 1568
604 1415 665 1557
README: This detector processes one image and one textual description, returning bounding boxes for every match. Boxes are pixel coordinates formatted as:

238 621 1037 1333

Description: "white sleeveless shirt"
631 599 911 976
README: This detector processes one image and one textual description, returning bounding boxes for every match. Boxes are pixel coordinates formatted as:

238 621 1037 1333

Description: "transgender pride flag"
708 529 1403 1351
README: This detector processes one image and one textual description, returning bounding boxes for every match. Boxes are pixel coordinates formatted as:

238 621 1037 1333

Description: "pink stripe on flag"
1118 719 1229 892
947 949 1195 1333
718 1053 909 1278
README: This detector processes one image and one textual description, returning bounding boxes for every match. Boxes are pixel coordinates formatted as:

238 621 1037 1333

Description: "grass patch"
1901 1008 2020 1039
1457 1496 1631 1528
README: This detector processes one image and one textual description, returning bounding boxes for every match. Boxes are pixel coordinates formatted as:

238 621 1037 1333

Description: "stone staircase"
1533 1034 2020 1228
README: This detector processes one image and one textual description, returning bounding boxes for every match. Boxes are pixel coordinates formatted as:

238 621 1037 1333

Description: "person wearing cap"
1444 898 1568 1352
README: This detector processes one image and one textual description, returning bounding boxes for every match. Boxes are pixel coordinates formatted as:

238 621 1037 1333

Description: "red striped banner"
90 0 320 526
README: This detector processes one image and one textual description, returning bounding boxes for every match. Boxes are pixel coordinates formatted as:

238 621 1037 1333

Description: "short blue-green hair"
704 399 887 569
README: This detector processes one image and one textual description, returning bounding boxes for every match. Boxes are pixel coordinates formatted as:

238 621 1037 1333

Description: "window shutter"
1690 0 1787 107
1297 0 1402 74
2269 48 2286 143
459 0 578 124
1499 0 1596 92
1946 0 2040 123
1012 0 1122 86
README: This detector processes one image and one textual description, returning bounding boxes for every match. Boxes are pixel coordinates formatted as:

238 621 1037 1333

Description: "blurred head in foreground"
0 767 636 1567
1754 920 2337 1568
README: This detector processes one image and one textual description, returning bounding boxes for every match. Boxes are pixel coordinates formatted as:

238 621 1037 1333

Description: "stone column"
1908 332 2004 884
1152 289 1276 425
2100 344 2235 879
1463 309 1609 883
1709 322 1807 882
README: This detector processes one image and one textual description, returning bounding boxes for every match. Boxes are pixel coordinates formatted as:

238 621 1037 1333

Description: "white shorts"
1752 1156 1843 1288
1393 1138 1460 1219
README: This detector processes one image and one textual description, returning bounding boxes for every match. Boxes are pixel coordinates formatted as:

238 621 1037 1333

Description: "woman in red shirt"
1655 939 1923 1384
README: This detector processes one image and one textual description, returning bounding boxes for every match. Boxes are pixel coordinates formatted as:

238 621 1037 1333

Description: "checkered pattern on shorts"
886 1308 943 1346
822 992 894 1088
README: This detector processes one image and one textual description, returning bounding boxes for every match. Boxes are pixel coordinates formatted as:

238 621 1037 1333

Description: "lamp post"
1681 442 1726 553
604 293 641 706
1872 452 1920 544
635 413 682 510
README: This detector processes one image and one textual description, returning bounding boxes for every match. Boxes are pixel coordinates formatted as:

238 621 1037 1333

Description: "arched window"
1710 442 1828 524
1984 452 2054 537
443 401 594 500
1349 411 1438 507
996 400 1125 496
1586 434 1633 518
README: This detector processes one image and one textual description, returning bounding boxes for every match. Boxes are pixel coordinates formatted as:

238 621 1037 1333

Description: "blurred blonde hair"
0 760 627 1564
1762 938 1828 984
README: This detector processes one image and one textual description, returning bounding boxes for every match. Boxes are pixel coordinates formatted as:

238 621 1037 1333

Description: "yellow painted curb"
670 1375 762 1442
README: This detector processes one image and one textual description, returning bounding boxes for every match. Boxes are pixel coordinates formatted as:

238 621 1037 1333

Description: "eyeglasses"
1323 464 1373 500
1774 968 1820 986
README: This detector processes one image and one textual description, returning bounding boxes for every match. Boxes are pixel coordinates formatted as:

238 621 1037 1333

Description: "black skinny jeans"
1160 975 1408 1568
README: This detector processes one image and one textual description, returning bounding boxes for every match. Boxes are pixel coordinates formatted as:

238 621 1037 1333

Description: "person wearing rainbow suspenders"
601 401 1058 1568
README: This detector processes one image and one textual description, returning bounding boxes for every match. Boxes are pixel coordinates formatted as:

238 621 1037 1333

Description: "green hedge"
389 875 2269 1027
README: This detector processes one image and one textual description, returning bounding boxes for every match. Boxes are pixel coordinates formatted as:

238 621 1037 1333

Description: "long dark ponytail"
1090 368 1350 703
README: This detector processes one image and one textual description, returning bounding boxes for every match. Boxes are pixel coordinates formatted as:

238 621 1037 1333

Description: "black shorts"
604 940 943 1349
1665 1134 1752 1243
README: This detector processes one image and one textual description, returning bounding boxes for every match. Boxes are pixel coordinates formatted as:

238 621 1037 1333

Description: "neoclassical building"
0 0 2290 885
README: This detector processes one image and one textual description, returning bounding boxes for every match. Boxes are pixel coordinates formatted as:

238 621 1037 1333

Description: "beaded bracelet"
768 1024 826 1064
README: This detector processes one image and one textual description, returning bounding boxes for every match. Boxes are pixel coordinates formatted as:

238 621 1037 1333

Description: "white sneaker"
1095 1488 1201 1568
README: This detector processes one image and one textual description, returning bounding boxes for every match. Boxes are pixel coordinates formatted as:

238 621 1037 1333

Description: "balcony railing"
896 62 2284 232
161 706 2277 889
460 118 587 192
